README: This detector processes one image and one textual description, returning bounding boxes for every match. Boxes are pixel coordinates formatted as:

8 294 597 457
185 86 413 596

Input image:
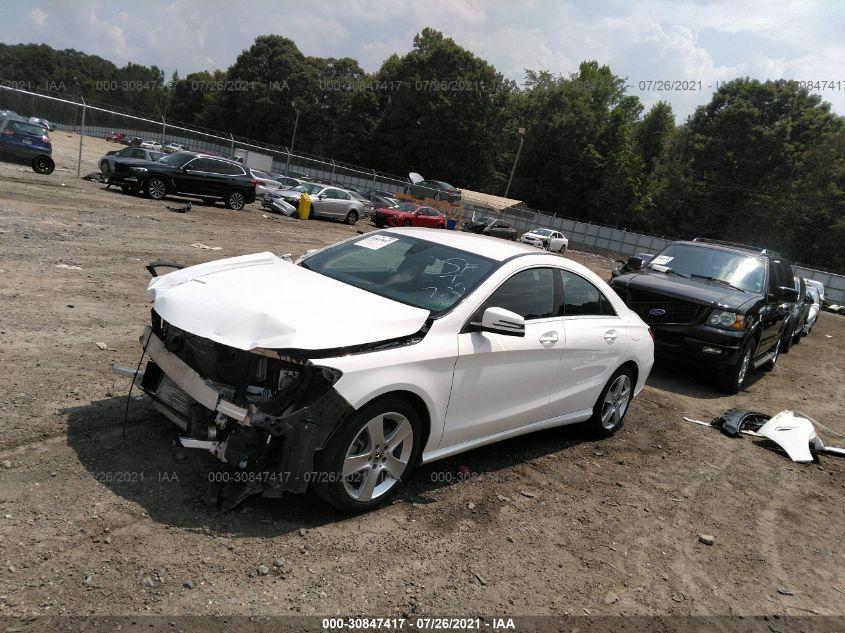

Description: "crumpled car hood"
147 252 430 352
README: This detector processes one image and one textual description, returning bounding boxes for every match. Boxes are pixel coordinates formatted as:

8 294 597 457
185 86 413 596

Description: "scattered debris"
257 564 269 576
167 202 192 213
467 502 476 510
95 342 114 351
183 579 195 589
520 490 537 499
190 243 222 251
83 574 94 587
605 590 619 604
1 461 10 469
776 586 794 596
683 410 845 463
474 572 487 586
81 172 105 182
272 558 284 568
698 534 715 546
56 263 83 270
141 576 154 588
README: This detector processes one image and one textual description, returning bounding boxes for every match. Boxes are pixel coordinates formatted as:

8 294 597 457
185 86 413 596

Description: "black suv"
107 151 257 210
610 238 799 393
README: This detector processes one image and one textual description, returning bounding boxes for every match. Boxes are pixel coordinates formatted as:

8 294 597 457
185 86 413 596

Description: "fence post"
161 116 166 147
76 97 86 178
330 159 336 185
372 169 377 190
285 147 292 176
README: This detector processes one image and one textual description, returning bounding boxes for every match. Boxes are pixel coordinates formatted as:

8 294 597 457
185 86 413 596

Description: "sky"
3 0 845 119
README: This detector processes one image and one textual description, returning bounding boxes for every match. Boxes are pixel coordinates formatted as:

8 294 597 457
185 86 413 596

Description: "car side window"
475 268 556 321
186 158 217 172
558 270 616 316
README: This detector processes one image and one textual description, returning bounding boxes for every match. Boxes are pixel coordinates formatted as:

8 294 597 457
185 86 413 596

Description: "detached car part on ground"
0 114 54 174
106 151 257 210
610 238 799 393
117 228 654 512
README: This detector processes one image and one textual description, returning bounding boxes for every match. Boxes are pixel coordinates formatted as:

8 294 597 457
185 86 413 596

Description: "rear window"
7 120 45 136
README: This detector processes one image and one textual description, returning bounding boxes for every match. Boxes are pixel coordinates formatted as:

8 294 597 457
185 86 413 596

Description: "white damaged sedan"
126 228 653 511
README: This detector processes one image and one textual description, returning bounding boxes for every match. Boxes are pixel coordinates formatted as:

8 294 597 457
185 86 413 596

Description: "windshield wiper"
648 265 689 279
690 274 747 293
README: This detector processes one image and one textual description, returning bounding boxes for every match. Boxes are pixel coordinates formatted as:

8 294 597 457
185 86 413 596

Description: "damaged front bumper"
118 323 354 494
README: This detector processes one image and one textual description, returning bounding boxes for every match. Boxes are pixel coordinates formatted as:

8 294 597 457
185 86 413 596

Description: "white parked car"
125 228 653 511
805 279 825 304
140 140 162 151
803 285 821 334
248 168 282 198
521 228 569 252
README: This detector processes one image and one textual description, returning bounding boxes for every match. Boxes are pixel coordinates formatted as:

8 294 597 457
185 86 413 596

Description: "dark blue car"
0 115 54 174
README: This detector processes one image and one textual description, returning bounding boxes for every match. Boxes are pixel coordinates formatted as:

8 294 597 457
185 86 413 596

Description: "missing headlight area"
123 310 353 498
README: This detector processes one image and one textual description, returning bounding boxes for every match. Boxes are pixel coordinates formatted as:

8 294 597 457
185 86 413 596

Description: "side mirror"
318 194 326 199
471 307 525 337
775 286 799 302
626 256 644 270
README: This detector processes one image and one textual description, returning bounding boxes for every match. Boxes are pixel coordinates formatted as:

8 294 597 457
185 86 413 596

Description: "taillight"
249 179 260 186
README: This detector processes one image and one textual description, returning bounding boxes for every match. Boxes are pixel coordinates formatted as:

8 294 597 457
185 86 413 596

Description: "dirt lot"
0 132 844 619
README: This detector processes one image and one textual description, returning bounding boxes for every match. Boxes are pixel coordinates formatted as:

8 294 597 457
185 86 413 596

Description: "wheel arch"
617 359 639 389
354 389 433 461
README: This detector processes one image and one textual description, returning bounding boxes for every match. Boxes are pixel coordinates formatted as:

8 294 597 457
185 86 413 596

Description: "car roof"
674 239 771 259
382 227 536 261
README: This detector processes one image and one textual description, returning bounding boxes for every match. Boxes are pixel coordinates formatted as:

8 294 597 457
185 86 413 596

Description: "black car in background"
462 216 518 240
782 276 812 351
99 146 164 180
610 238 799 393
107 151 257 210
611 252 654 279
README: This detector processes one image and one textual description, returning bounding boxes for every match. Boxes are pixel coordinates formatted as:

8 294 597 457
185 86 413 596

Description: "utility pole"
76 96 86 178
504 127 525 199
285 103 300 176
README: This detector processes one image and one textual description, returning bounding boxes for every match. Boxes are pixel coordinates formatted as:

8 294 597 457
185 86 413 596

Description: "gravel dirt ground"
0 133 844 619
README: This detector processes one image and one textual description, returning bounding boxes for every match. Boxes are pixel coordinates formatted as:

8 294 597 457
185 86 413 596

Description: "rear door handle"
604 329 619 343
539 331 559 345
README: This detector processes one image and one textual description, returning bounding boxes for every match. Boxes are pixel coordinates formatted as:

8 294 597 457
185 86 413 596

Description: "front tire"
144 177 167 200
225 189 246 210
403 219 412 227
716 338 754 393
313 397 421 512
587 367 634 437
99 161 111 179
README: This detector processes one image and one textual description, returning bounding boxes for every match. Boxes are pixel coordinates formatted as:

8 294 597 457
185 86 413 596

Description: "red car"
105 132 126 143
373 203 447 228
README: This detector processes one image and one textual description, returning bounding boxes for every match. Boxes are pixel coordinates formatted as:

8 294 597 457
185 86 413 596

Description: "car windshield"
649 244 766 293
532 228 554 236
158 152 194 167
293 183 323 194
301 233 497 314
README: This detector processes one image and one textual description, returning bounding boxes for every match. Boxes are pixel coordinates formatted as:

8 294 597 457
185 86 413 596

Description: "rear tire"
403 219 412 227
313 397 421 512
345 210 359 225
32 155 54 175
224 189 246 210
587 367 634 437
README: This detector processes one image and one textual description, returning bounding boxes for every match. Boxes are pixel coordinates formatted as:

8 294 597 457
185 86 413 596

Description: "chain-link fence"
2 84 843 302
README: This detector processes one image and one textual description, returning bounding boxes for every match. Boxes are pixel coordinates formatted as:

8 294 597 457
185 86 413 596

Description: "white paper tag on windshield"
651 255 673 265
355 235 398 250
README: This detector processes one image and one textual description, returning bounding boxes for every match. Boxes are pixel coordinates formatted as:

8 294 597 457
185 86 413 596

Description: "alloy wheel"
601 374 631 430
148 179 166 199
342 412 414 502
737 346 752 386
229 191 245 210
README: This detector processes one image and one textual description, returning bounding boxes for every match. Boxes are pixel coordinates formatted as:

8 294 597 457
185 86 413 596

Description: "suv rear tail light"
249 179 260 186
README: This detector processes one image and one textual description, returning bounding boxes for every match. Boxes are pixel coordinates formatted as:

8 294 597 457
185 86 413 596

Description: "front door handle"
539 331 559 345
604 329 619 343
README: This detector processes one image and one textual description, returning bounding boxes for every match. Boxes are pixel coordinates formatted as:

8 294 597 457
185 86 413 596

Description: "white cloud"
3 0 845 117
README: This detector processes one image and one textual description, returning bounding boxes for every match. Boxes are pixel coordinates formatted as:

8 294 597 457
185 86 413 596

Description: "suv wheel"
32 155 55 175
144 177 167 200
587 367 634 437
225 190 246 210
313 397 421 512
345 210 359 225
716 339 754 394
99 161 111 178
